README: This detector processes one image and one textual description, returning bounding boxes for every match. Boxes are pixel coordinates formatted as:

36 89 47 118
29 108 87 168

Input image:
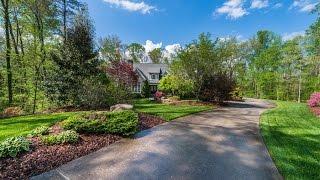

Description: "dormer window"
150 73 158 80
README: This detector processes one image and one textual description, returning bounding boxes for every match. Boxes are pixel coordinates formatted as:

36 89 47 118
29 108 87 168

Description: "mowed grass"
134 99 213 121
260 101 320 179
0 112 76 142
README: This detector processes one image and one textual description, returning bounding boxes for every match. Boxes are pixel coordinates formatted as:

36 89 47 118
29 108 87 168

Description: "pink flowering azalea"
154 91 165 102
308 92 320 107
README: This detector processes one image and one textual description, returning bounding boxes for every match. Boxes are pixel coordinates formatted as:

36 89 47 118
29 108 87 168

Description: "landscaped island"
0 99 213 178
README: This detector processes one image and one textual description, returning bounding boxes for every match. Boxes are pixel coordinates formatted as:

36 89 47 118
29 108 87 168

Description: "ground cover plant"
0 137 30 158
260 101 320 179
41 130 79 145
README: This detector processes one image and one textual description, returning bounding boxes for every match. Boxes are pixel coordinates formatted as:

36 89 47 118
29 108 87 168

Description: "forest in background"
0 1 319 114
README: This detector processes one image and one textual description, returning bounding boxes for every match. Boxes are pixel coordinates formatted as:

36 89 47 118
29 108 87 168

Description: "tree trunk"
1 0 13 105
298 68 302 103
63 0 67 42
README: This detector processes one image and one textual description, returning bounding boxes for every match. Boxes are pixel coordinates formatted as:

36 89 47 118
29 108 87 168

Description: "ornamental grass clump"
308 92 320 107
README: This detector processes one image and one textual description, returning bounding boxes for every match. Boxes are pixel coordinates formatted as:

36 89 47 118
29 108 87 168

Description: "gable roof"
133 63 168 83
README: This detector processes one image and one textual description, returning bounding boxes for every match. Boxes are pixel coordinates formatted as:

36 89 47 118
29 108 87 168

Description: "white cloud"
290 0 317 12
282 31 305 41
273 3 283 9
215 0 248 19
103 0 156 14
250 0 269 9
143 40 162 53
300 3 317 12
164 44 181 59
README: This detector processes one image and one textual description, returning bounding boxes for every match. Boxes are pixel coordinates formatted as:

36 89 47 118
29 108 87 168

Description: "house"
133 63 168 94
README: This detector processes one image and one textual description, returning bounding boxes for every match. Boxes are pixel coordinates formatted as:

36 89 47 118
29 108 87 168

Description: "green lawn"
0 112 76 142
0 99 212 142
260 101 320 179
134 99 213 121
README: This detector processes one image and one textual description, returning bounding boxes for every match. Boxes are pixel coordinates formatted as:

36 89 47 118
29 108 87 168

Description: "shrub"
133 93 143 99
62 110 139 136
308 92 320 107
105 110 138 136
142 80 151 98
159 75 194 98
154 91 165 102
0 137 31 158
230 87 243 101
199 73 236 103
29 126 49 137
41 130 79 145
2 107 23 117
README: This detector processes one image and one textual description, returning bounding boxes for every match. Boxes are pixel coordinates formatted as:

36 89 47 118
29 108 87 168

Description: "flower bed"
308 92 320 117
0 112 165 179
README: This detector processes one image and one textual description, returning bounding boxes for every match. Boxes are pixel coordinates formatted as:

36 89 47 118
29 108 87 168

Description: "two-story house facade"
132 63 168 94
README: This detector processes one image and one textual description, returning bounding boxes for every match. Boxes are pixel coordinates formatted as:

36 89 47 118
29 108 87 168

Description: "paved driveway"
33 99 282 180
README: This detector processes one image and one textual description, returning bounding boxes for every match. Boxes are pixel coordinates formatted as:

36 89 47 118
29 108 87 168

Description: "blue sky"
83 0 317 48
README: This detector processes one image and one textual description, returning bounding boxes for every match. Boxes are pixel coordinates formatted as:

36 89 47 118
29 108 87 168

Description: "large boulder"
110 104 133 112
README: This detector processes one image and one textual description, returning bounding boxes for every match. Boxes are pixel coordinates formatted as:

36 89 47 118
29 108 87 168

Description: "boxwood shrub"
0 136 31 158
41 130 79 145
62 110 139 136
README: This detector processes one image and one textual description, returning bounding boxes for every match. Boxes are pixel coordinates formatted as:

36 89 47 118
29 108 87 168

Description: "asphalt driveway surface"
33 99 282 180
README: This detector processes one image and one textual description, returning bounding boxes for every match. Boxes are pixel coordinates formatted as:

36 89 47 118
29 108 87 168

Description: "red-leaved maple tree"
105 61 138 88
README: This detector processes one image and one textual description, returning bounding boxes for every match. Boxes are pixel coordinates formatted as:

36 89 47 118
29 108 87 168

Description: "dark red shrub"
199 73 236 103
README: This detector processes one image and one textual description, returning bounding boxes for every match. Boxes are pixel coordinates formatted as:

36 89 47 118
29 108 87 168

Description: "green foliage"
104 110 139 136
261 101 320 179
0 137 31 158
127 43 145 63
171 33 237 101
29 126 49 137
148 48 163 63
62 110 139 136
99 35 123 62
41 130 79 145
142 80 151 98
159 75 194 98
45 7 108 108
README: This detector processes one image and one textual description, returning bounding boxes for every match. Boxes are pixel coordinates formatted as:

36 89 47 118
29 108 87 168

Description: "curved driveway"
33 99 282 180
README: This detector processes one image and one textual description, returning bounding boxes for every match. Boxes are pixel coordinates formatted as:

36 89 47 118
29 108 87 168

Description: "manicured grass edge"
258 101 284 178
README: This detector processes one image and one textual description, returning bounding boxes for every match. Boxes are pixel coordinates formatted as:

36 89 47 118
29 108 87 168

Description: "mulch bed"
0 113 165 179
138 113 166 131
310 107 320 117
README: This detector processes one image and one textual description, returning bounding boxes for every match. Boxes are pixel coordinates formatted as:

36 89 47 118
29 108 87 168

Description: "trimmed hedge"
62 110 138 136
0 137 31 158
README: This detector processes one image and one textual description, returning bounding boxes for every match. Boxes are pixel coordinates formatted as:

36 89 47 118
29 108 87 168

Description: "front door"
150 85 158 94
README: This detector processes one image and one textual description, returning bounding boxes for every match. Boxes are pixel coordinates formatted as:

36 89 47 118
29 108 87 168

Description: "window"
133 82 141 93
150 73 158 80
